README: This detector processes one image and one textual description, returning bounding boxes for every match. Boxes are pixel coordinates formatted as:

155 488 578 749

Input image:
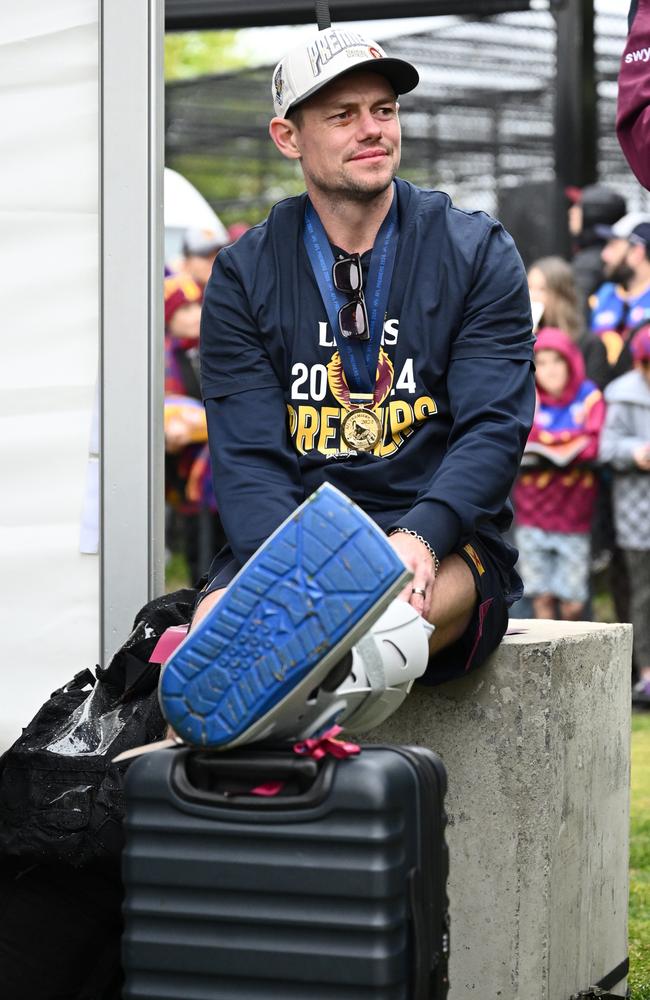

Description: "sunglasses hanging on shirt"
332 254 370 342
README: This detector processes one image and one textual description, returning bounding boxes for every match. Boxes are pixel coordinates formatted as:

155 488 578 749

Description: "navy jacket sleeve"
389 223 536 557
201 247 282 400
205 392 304 566
201 248 305 565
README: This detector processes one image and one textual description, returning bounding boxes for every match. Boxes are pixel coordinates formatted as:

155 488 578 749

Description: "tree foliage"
164 31 250 81
165 31 274 226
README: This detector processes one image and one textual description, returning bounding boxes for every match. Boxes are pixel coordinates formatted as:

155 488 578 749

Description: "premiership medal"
341 405 382 451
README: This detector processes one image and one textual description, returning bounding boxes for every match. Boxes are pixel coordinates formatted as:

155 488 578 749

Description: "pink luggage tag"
149 624 189 663
249 781 286 797
249 727 360 797
293 725 361 761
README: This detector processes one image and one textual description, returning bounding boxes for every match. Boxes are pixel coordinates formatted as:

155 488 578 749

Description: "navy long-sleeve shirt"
200 178 535 595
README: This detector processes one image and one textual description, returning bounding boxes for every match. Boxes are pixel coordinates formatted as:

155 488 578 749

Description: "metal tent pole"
552 0 597 257
99 0 165 665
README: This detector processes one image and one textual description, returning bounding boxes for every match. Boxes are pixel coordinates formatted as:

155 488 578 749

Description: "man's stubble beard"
604 262 635 286
305 154 400 204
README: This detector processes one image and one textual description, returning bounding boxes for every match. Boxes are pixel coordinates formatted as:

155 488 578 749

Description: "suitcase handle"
171 749 334 810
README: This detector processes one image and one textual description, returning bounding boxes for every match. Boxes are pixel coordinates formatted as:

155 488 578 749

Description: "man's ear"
269 117 302 161
629 243 646 268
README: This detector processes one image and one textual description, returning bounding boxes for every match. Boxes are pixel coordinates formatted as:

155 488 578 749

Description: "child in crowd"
164 274 203 400
599 325 650 703
514 328 606 620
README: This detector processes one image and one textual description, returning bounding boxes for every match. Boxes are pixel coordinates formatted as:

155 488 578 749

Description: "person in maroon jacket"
617 0 650 189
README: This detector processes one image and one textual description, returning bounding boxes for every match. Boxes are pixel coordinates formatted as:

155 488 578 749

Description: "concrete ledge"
362 619 632 1000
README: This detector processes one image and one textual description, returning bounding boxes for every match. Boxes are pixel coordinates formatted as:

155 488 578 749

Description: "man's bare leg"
533 593 556 619
167 551 477 740
193 552 476 652
191 588 225 630
159 484 418 747
559 599 584 621
424 553 476 657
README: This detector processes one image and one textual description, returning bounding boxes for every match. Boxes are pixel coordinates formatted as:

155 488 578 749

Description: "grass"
630 712 650 998
591 574 649 995
165 551 191 592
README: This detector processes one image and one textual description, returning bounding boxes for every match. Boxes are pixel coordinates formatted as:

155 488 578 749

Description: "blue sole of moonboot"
158 483 410 748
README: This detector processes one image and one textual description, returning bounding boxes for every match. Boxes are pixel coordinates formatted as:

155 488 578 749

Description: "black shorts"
419 535 510 686
200 533 511 687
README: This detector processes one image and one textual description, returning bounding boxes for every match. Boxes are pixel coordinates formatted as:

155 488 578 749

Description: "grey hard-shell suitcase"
122 744 449 999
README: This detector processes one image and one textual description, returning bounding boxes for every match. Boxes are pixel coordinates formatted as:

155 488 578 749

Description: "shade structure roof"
166 0 533 30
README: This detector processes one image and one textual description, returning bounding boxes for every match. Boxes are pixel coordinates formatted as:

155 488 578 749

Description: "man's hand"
164 417 194 453
388 532 437 619
633 443 650 471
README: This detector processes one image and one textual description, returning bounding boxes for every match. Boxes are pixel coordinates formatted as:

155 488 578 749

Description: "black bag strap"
569 957 630 998
66 667 96 690
50 667 96 698
597 957 630 996
315 0 331 30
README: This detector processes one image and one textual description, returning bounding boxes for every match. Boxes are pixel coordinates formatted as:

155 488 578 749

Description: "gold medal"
341 407 382 452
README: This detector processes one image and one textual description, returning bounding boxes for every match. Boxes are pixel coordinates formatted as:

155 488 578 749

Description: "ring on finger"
412 587 426 597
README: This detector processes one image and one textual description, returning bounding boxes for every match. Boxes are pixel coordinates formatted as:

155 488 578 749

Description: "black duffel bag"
0 588 197 866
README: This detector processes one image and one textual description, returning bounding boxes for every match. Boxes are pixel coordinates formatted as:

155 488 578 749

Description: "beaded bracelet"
388 528 440 575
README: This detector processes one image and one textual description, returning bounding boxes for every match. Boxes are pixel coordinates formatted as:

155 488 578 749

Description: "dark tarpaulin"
166 0 532 31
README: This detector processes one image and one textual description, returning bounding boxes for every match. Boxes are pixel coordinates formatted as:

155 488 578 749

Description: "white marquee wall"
0 3 100 747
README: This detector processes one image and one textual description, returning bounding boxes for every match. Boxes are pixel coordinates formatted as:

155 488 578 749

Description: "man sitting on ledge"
159 27 535 748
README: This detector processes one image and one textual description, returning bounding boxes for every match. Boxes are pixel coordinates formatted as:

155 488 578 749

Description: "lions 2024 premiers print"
287 341 438 458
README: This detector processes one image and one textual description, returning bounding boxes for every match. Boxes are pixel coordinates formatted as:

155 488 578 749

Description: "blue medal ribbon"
303 186 399 397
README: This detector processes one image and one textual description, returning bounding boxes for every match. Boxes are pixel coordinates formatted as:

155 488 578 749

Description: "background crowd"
162 187 650 706
162 225 244 585
513 187 650 705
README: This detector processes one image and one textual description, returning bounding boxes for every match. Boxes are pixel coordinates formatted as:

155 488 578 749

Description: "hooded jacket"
617 0 650 189
600 368 650 549
514 328 605 534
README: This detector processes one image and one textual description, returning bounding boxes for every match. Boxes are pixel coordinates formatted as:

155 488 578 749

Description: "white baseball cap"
182 227 229 257
271 28 419 119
